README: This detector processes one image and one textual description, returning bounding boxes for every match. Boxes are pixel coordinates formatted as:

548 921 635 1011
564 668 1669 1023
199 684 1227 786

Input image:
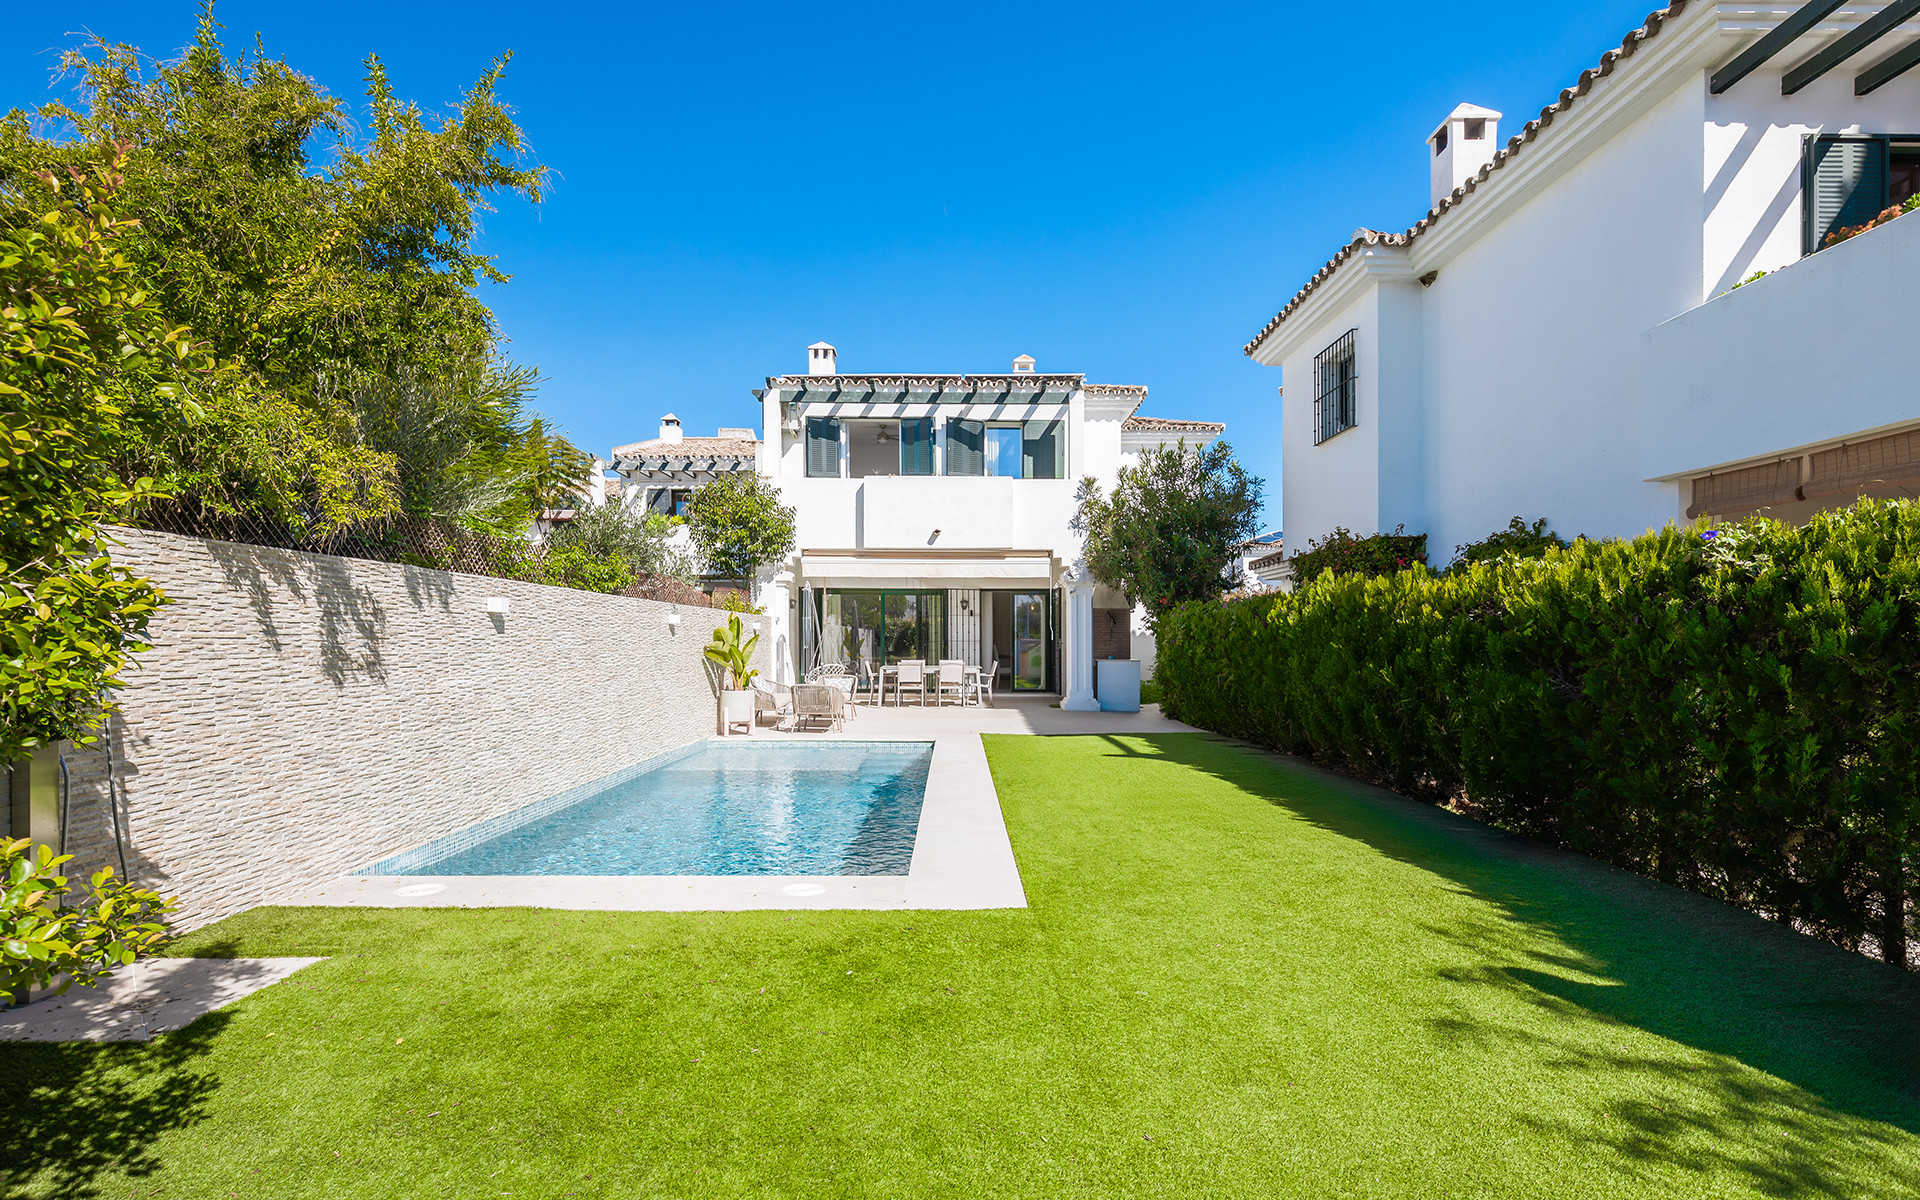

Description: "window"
986 426 1023 477
1433 126 1448 156
670 489 693 518
1313 329 1358 445
1464 118 1486 140
1803 135 1920 254
946 418 984 475
846 419 934 477
805 416 841 477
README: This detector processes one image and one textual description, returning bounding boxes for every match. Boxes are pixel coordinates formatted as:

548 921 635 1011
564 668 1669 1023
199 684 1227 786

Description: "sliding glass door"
818 589 947 674
1012 592 1047 691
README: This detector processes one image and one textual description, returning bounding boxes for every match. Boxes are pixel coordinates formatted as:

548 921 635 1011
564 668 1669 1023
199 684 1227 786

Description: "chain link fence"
130 507 711 606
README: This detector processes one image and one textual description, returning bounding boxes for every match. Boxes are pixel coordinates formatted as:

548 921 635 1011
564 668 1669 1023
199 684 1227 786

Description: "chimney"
807 341 837 376
1428 103 1502 209
658 413 683 444
1011 354 1035 373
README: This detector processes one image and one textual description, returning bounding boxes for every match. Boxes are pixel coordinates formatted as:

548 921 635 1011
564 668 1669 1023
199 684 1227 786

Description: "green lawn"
5 733 1918 1198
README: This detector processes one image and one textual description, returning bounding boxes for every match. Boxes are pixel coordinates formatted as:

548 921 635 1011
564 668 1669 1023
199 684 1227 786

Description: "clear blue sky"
5 2 1663 530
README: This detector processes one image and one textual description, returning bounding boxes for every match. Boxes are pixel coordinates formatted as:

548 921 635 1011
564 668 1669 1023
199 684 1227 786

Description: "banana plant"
703 613 760 691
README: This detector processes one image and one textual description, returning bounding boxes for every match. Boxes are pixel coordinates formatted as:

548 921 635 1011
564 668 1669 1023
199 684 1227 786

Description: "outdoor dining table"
875 663 980 705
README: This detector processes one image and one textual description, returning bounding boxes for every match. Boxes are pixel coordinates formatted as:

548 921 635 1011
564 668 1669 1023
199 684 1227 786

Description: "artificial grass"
4 733 1918 1199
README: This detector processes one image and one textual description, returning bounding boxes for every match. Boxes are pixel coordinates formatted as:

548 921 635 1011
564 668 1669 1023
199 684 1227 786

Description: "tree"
0 7 583 537
685 474 796 598
0 158 205 759
1075 441 1263 628
543 496 692 585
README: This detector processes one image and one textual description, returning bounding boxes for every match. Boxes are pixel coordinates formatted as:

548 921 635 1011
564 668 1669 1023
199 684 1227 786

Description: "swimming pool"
369 741 933 877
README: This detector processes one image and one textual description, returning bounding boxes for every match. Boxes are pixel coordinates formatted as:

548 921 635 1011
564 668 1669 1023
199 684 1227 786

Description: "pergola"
1710 0 1920 96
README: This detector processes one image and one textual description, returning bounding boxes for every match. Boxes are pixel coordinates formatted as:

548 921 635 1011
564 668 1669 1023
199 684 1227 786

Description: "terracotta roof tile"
611 435 759 459
1243 0 1695 358
1122 416 1226 434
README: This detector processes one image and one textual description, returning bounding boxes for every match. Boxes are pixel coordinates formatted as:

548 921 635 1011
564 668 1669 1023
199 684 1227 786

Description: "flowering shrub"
1157 500 1920 969
1824 193 1920 247
1288 525 1428 587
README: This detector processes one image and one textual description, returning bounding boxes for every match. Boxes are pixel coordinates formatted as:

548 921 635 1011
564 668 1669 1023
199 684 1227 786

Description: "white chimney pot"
1428 103 1502 210
807 341 838 376
658 413 683 444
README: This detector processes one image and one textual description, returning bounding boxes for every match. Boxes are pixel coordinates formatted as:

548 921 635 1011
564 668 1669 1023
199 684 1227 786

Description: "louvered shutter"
806 417 841 478
945 418 984 475
1806 136 1889 253
900 418 934 475
1023 420 1063 479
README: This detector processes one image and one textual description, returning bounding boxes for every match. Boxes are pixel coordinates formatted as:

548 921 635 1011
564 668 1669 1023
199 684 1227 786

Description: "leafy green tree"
544 497 691 583
685 474 796 598
1075 441 1263 627
0 159 202 758
0 7 581 536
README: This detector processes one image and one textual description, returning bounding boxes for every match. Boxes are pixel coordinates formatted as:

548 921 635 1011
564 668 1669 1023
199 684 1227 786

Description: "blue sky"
5 2 1664 529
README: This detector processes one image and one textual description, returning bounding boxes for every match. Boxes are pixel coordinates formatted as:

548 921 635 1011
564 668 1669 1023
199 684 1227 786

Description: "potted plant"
705 613 760 734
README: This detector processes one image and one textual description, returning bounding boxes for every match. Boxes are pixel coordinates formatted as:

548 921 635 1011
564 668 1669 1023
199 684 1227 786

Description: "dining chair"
895 660 926 706
973 659 998 708
936 659 967 706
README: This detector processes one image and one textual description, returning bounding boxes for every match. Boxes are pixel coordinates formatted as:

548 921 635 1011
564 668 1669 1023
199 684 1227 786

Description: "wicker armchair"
792 683 844 731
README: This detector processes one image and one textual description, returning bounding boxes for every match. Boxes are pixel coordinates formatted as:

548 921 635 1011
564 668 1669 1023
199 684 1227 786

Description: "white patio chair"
894 660 927 706
792 684 843 731
936 659 968 706
973 659 998 708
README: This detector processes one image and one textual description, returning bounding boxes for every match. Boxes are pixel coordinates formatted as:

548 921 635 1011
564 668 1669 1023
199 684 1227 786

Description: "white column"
1061 576 1099 711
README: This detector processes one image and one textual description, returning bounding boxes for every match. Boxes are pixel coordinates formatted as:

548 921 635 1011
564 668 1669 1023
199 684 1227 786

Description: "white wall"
1642 206 1920 483
1264 11 1920 562
1415 77 1704 555
1702 63 1920 296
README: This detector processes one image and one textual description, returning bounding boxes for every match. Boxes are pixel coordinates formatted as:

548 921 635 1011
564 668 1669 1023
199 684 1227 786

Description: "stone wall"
52 528 765 929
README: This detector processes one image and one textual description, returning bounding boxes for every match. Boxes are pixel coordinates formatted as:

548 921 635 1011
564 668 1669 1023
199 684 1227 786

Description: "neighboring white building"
610 415 760 519
750 342 1223 705
1247 1 1920 561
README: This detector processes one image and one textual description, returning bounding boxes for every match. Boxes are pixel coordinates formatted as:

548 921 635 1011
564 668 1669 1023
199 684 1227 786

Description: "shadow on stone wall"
204 539 388 685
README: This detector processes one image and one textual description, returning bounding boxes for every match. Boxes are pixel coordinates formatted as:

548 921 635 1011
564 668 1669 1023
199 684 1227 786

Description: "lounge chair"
792 683 844 731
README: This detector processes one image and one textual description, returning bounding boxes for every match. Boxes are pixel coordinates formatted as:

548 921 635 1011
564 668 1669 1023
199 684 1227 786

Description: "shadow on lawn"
0 1011 227 1199
1086 733 1920 1193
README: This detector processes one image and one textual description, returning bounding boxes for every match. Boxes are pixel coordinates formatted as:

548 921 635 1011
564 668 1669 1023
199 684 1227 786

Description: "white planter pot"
719 689 755 734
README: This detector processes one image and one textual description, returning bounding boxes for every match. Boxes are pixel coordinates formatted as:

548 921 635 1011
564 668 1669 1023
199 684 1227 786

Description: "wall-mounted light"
665 612 682 629
750 621 763 634
484 597 510 615
959 595 971 615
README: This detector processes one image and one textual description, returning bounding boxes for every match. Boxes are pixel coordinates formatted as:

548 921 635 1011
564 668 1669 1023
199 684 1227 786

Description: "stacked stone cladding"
54 528 764 929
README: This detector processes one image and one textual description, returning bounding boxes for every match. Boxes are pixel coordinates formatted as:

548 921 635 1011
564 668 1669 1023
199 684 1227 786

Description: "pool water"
386 741 933 876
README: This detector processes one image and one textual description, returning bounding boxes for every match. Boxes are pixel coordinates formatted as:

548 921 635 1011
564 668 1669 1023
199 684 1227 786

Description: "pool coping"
292 732 1028 912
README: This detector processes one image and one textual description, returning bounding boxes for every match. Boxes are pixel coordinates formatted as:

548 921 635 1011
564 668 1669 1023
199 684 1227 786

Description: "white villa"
730 342 1223 707
1248 1 1920 560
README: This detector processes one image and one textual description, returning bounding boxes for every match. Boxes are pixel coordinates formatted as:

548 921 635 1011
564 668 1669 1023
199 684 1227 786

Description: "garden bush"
1157 501 1920 968
1289 524 1428 586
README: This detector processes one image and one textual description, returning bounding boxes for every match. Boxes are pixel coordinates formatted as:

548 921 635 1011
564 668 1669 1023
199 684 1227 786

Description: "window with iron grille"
1314 329 1357 445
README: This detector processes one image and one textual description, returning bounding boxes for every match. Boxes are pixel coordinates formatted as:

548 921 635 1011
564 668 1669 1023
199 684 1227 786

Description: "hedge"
1156 500 1920 968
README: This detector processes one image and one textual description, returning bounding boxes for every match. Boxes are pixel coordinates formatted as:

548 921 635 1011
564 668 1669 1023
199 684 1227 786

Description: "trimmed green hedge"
1157 501 1920 967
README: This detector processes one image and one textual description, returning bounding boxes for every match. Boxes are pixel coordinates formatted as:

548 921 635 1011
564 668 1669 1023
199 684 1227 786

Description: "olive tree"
685 474 796 599
1075 440 1263 629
